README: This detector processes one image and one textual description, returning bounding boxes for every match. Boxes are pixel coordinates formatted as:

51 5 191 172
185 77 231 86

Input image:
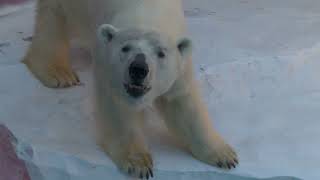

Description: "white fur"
23 0 239 178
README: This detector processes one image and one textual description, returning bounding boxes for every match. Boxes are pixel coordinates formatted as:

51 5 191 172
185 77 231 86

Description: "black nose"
129 53 149 84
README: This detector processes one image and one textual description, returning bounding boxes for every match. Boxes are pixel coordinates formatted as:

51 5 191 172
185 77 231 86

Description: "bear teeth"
129 84 143 90
124 83 151 91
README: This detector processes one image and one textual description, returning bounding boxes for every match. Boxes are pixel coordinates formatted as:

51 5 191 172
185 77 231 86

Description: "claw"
217 162 223 168
148 168 153 178
234 159 239 164
74 73 80 83
231 163 236 168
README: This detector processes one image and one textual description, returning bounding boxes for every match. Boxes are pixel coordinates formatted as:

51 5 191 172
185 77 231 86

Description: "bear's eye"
121 45 131 53
157 51 166 59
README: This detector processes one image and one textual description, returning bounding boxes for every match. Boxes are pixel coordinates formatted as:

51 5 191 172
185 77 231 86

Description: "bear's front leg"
23 0 80 88
156 73 238 169
96 95 153 179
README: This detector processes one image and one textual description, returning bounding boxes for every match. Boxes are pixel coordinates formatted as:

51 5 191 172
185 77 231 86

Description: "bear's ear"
177 38 192 57
98 24 119 43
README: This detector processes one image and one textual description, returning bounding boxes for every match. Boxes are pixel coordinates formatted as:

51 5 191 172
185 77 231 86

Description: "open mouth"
124 83 151 98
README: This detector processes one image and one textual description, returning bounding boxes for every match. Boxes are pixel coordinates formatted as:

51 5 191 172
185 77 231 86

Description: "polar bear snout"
124 53 151 98
129 53 149 84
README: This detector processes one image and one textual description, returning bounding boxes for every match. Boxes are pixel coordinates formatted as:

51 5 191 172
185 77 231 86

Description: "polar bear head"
97 24 192 108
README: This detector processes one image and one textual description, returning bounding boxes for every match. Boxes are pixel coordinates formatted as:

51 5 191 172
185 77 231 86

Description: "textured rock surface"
0 125 30 180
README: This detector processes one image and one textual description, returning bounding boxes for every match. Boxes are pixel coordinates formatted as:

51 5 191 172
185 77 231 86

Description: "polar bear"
23 0 238 179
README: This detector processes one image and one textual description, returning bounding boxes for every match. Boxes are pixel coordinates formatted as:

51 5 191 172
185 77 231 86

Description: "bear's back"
60 0 187 42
